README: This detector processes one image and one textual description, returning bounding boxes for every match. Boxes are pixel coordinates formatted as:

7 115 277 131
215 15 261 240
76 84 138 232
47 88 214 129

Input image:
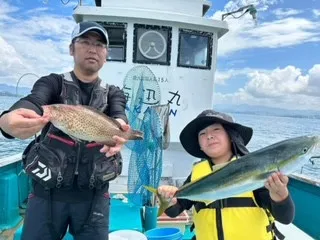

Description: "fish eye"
303 147 308 153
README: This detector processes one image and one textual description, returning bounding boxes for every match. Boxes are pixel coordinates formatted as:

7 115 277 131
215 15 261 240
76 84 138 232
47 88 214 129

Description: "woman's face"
198 123 232 160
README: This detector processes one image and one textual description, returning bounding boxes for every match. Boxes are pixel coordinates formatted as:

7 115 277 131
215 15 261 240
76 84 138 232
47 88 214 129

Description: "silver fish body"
42 104 144 146
176 135 319 202
145 135 319 216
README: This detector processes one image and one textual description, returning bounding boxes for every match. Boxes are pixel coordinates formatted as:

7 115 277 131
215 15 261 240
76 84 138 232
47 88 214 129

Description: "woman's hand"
158 185 179 206
265 172 289 202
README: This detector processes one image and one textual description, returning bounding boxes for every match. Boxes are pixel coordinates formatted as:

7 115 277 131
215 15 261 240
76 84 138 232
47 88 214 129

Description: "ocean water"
1 96 320 181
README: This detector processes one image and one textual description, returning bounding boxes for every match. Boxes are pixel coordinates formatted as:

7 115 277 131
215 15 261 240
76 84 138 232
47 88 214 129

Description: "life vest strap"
265 211 285 240
194 197 256 213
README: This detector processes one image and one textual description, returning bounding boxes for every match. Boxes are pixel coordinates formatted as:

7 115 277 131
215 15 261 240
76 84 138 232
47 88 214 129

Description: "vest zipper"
216 200 225 240
75 142 81 175
56 155 65 188
89 162 96 189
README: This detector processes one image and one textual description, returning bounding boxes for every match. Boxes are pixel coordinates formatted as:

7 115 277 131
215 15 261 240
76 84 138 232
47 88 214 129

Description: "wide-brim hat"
179 109 253 159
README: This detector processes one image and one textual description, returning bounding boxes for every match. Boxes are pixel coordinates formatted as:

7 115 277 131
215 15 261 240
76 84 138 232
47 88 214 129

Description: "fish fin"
128 129 144 140
204 200 214 206
69 135 82 143
106 116 124 129
255 171 275 181
211 161 231 174
144 186 170 217
177 162 231 192
97 140 117 147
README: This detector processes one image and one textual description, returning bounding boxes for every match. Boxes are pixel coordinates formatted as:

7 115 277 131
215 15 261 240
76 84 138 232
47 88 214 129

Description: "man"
0 21 129 240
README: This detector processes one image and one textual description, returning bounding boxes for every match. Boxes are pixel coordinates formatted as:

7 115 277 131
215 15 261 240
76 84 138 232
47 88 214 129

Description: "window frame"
133 24 172 66
177 29 213 70
97 22 127 62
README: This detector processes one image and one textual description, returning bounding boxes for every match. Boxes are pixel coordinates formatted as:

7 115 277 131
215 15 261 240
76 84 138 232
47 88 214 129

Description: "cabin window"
133 24 172 65
98 22 127 62
178 29 213 69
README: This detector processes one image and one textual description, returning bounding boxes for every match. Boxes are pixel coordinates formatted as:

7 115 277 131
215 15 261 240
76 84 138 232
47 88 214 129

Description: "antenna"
16 73 39 97
221 4 257 22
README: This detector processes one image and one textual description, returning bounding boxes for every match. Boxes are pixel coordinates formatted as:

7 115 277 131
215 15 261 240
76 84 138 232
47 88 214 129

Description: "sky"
0 0 319 111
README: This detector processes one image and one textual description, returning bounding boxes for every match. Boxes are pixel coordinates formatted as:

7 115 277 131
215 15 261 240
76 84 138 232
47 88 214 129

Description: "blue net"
127 106 163 206
123 66 169 206
122 66 161 151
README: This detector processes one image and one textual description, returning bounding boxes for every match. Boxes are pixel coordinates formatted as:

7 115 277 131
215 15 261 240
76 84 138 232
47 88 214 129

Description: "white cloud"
213 1 320 56
25 7 49 15
313 9 320 18
224 0 280 12
217 16 320 56
213 64 320 111
245 66 309 97
215 67 268 84
306 64 320 96
0 0 19 21
0 0 76 87
272 8 302 18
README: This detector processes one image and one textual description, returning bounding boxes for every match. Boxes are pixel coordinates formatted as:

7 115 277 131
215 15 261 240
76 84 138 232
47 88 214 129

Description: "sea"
1 95 320 181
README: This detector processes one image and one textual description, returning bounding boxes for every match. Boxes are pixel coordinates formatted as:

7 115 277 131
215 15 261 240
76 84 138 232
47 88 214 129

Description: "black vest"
22 72 123 190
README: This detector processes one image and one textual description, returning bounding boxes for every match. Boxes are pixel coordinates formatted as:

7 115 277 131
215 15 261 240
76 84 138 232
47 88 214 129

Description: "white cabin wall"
79 13 222 192
100 0 205 17
96 21 219 143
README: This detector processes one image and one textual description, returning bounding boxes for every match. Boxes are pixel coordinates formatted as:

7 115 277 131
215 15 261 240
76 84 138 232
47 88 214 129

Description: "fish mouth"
311 136 320 156
303 136 320 163
42 105 51 117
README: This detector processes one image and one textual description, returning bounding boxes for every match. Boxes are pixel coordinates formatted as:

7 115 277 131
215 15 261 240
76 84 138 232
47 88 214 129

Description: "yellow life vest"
191 158 276 240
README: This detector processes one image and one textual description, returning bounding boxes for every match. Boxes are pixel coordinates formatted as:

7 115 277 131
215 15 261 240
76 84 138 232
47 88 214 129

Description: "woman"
157 109 295 240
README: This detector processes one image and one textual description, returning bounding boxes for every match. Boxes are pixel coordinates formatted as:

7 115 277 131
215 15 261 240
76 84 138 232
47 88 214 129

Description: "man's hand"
0 108 49 139
100 118 129 157
265 172 289 202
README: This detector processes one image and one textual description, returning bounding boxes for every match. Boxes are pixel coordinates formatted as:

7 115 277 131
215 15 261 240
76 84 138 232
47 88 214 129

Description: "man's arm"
106 85 128 123
100 85 129 157
0 74 61 139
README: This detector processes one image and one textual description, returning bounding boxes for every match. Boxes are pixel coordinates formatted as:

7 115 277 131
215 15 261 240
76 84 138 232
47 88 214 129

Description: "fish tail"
144 185 169 217
129 129 144 140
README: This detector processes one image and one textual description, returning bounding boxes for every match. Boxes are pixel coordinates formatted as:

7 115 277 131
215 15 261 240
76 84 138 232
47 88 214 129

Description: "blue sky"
0 0 319 111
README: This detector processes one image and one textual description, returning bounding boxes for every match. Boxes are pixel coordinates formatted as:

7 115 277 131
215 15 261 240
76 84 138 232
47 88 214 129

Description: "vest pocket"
23 142 66 189
77 151 122 190
93 153 123 187
76 152 92 190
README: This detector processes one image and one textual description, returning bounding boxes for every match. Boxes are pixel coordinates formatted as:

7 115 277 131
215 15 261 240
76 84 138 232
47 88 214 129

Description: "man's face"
70 31 108 76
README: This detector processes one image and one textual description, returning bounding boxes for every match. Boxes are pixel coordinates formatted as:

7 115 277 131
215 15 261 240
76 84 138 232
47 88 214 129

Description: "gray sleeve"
254 187 295 224
270 195 295 224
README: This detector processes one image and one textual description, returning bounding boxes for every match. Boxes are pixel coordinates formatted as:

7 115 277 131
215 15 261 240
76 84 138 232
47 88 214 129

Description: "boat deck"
0 198 314 240
0 155 318 240
276 222 314 240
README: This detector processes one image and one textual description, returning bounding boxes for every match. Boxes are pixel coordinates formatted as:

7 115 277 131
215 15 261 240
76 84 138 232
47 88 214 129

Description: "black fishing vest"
22 72 123 190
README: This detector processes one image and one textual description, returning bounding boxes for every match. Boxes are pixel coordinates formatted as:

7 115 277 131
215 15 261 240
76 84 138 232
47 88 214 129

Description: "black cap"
71 21 109 46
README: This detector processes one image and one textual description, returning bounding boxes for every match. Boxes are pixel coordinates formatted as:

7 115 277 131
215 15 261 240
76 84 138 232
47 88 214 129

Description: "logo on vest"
31 161 52 181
